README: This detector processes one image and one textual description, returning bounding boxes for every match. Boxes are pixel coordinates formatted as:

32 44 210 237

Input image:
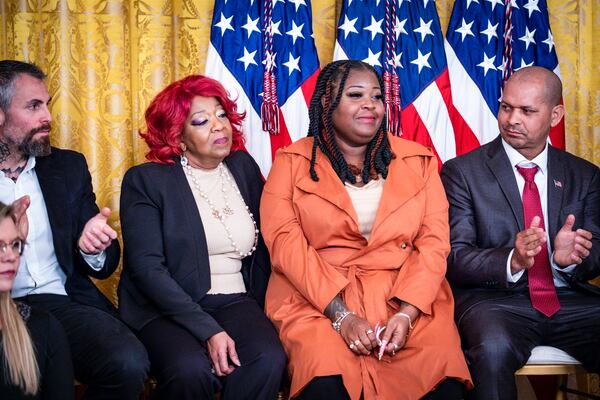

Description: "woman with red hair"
118 75 285 400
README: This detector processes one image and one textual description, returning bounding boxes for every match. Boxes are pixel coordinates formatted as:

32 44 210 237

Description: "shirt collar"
23 156 36 173
501 138 548 176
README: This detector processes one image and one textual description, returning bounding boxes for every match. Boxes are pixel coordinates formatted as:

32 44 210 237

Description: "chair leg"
555 375 567 400
575 373 590 400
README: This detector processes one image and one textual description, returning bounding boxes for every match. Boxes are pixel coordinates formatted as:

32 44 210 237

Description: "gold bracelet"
395 312 414 330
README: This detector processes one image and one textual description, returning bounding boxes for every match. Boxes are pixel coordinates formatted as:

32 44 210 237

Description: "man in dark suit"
441 66 600 400
0 60 148 399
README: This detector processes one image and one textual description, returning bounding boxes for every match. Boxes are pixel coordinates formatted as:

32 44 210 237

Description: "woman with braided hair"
261 60 472 399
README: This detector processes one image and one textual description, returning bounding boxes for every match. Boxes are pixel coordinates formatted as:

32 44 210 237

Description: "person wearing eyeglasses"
0 197 73 399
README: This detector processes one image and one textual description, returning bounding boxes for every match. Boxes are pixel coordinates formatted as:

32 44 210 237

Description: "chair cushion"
526 346 581 365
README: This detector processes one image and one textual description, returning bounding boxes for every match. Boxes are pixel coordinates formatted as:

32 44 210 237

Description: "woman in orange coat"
260 60 472 400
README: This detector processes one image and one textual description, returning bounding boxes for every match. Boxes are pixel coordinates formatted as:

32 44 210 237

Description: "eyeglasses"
0 239 24 256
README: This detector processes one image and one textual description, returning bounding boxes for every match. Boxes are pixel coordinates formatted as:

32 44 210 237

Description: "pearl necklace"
183 161 259 258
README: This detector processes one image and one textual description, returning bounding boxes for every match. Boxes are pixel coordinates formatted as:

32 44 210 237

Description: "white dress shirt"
0 156 105 298
501 139 575 287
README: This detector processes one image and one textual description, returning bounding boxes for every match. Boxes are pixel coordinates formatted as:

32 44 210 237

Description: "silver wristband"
332 311 355 332
395 312 414 330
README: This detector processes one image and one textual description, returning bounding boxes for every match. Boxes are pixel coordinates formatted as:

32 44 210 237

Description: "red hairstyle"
142 75 246 164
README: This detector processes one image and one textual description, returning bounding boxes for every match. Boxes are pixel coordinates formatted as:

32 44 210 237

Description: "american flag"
206 0 320 176
333 0 475 165
445 0 565 150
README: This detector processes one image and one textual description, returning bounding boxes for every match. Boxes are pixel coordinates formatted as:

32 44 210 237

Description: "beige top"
344 177 385 240
184 164 254 294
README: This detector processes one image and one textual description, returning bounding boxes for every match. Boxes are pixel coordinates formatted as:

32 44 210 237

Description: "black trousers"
460 289 600 400
294 376 464 400
137 293 286 400
16 294 150 400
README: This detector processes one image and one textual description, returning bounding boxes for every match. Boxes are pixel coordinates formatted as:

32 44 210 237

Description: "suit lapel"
222 154 261 290
295 153 360 227
224 155 254 214
173 162 208 254
485 137 525 230
34 154 70 267
546 146 565 241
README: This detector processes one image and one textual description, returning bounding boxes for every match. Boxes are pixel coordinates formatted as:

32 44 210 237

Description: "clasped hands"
511 214 592 274
340 312 411 359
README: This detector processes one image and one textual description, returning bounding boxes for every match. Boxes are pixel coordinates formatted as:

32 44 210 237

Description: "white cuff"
80 250 106 271
506 249 525 283
551 251 577 274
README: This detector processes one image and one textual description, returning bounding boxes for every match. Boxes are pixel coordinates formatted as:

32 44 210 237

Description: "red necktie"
516 165 560 317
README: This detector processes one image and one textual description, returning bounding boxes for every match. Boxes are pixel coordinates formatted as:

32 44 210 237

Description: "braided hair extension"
307 60 394 183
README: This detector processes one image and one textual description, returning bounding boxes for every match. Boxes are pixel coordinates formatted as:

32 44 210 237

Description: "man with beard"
440 66 600 400
0 60 149 399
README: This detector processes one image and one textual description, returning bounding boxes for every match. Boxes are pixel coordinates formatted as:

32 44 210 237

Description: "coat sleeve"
73 153 120 280
260 151 349 313
387 155 451 315
570 163 600 282
241 152 272 308
120 167 223 341
231 150 272 307
440 159 513 289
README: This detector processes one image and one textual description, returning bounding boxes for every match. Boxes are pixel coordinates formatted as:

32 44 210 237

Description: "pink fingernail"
378 340 388 360
375 325 386 346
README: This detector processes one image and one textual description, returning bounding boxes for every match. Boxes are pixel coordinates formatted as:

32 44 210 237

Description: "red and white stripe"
334 43 480 167
206 44 318 176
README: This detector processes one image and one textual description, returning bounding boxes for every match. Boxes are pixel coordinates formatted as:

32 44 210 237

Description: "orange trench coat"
260 135 472 400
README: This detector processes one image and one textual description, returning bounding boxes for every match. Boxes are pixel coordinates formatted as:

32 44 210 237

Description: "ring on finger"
366 329 374 334
349 343 356 350
354 339 361 346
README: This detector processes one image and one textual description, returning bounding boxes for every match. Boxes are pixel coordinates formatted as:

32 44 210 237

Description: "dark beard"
18 123 52 157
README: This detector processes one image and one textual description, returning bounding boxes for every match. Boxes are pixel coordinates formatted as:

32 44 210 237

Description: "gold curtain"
1 0 599 302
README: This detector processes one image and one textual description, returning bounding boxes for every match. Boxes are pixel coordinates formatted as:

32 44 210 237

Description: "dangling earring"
180 142 188 166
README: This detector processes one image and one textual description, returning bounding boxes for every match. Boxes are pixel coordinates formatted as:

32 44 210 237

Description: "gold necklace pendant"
222 206 234 215
184 162 259 258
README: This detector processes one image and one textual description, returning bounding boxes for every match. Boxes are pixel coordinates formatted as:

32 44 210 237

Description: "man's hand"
553 214 592 267
511 216 547 274
78 207 118 254
10 195 30 239
207 331 240 376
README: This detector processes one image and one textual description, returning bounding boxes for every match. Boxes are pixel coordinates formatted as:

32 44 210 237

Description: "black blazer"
0 303 74 400
118 150 272 342
34 148 120 313
440 136 600 320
